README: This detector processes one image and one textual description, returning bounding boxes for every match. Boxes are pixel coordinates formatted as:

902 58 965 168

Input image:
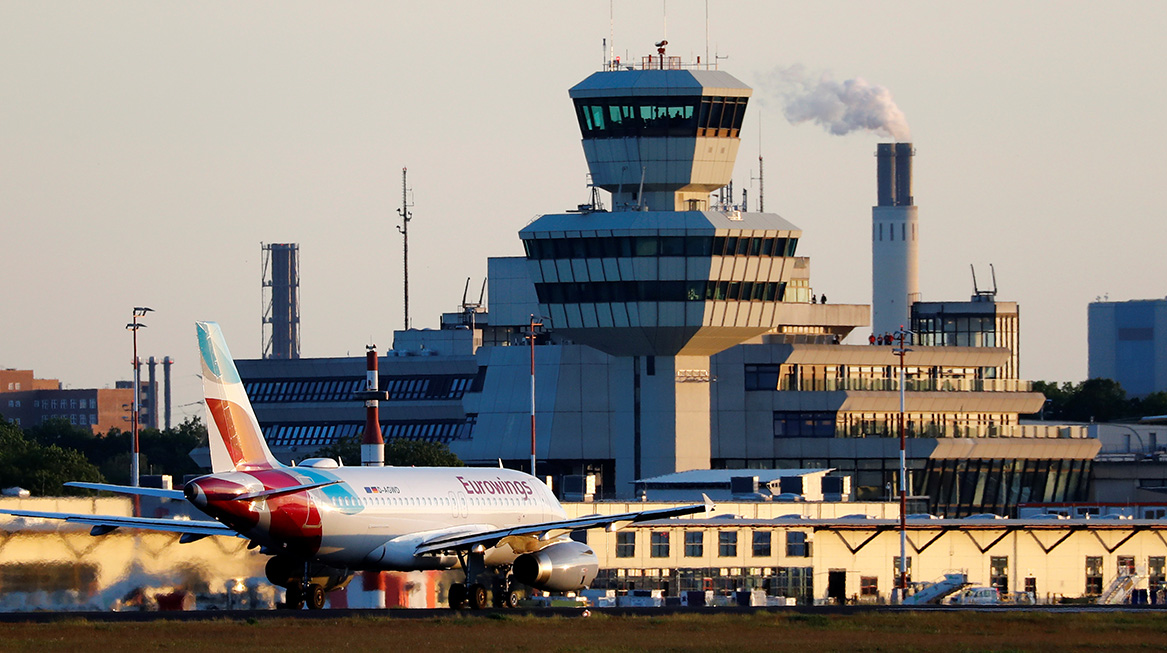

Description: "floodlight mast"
527 315 543 477
893 326 912 602
126 306 153 515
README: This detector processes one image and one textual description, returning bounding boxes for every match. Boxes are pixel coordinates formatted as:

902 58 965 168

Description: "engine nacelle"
265 556 353 592
511 540 598 591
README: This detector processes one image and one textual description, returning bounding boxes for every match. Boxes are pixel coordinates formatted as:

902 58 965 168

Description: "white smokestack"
766 64 911 140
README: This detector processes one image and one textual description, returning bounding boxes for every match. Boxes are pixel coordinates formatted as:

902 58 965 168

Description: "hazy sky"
3 1 1165 422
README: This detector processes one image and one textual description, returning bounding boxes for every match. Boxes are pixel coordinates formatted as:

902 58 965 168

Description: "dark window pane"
602 237 621 258
712 236 727 256
686 236 713 256
724 236 738 256
660 236 685 256
584 237 604 258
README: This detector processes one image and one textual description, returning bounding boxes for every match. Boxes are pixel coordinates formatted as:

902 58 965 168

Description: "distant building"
0 369 136 434
1089 298 1167 397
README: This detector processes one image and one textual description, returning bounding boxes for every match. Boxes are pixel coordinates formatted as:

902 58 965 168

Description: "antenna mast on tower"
751 113 764 212
397 168 413 331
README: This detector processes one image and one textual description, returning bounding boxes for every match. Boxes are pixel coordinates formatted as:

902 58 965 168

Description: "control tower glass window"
573 96 747 139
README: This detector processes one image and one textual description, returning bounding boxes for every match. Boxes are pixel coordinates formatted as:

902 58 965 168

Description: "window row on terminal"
262 420 472 448
573 95 749 139
523 235 798 261
534 280 788 305
244 374 475 404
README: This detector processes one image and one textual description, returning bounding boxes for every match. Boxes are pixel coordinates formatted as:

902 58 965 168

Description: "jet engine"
265 555 353 592
511 540 598 591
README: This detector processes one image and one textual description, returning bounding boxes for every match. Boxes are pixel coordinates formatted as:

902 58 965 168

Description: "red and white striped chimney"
361 347 385 466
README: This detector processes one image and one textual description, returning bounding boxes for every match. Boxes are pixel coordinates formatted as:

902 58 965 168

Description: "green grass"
0 610 1163 652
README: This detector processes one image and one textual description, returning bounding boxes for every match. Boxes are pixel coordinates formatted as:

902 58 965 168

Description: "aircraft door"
455 490 469 519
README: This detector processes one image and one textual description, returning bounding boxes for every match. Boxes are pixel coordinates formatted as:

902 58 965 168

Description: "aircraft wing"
414 495 714 555
64 482 186 500
0 508 240 538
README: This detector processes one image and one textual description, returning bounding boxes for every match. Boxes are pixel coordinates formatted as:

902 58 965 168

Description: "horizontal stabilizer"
234 479 342 502
0 508 240 538
65 482 185 500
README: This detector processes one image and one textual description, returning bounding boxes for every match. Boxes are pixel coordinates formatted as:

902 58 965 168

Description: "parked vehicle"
948 586 1000 605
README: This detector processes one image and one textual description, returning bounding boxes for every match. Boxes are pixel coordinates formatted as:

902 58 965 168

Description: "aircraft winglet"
702 493 716 515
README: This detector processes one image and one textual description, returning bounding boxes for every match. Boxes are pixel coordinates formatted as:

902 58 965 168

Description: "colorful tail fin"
197 321 281 473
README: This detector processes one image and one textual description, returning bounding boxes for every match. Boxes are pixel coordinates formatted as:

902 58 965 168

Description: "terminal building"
229 55 1098 520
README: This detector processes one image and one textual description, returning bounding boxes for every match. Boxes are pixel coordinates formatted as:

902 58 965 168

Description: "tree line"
1028 378 1167 423
0 416 207 496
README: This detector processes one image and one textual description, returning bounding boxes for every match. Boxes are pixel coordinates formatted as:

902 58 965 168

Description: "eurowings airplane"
0 322 712 609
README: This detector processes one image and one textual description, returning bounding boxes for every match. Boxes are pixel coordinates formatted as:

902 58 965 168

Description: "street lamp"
527 315 543 477
126 307 153 497
891 325 914 603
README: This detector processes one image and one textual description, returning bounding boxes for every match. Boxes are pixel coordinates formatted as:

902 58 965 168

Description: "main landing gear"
449 551 520 609
282 583 326 610
280 562 327 610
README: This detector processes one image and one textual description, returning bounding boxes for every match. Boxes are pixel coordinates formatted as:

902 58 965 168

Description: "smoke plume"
767 64 911 140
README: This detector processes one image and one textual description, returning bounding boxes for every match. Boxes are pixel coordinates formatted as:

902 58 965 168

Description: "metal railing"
777 377 1033 393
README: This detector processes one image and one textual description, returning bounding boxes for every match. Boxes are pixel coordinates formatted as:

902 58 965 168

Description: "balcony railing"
775 377 1033 393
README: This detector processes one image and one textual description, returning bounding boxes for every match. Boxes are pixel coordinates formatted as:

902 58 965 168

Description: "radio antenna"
397 168 414 330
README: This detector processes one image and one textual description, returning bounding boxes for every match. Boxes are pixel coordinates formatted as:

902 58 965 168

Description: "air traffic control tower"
518 58 866 491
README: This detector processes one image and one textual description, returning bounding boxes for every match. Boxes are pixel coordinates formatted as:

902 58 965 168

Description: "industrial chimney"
871 143 920 336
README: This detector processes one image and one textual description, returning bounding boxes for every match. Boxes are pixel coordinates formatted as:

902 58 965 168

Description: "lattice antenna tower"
261 242 300 360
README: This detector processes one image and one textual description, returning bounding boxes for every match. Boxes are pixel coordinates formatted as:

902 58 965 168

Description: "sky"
2 1 1165 423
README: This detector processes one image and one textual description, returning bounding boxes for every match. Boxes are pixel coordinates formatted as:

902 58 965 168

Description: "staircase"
1098 569 1145 605
903 572 968 605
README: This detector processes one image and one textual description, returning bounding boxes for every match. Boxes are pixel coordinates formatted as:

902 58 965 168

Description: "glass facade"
572 95 748 140
912 306 1020 379
262 419 473 447
919 458 1092 517
244 374 474 404
591 566 812 604
769 409 1019 441
745 363 1029 394
522 235 798 260
534 280 786 305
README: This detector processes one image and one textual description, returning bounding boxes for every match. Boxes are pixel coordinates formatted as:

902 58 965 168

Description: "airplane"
0 321 713 610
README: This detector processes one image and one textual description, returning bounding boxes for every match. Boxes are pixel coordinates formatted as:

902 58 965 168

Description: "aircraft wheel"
284 585 304 610
306 583 326 610
448 584 467 609
469 583 489 610
503 590 520 609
